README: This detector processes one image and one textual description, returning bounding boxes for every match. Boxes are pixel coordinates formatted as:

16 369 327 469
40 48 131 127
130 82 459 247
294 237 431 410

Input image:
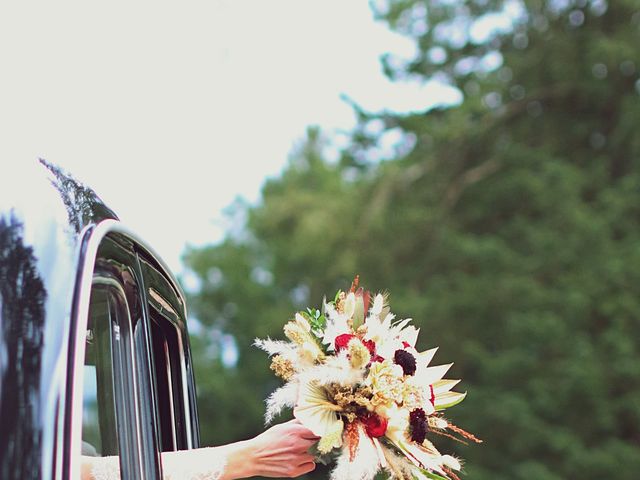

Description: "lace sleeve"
86 456 120 480
86 448 227 480
162 447 227 480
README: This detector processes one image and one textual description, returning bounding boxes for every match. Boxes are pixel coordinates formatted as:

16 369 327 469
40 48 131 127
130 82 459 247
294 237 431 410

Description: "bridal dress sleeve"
161 448 228 480
85 447 227 480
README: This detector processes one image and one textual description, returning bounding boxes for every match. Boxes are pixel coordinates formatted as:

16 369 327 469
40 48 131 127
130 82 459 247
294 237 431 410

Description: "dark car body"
0 160 200 480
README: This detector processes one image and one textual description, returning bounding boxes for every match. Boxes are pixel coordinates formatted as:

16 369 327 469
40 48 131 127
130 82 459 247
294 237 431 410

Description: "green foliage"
184 1 640 479
304 308 328 342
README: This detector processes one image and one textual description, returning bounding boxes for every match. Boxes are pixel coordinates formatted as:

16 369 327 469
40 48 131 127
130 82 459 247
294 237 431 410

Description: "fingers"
294 461 316 476
298 453 316 464
299 430 320 441
289 438 317 454
285 460 316 477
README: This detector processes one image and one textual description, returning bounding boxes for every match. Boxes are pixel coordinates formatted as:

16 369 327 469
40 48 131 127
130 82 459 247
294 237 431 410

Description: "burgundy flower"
362 413 388 438
409 408 428 444
335 333 356 351
394 349 417 376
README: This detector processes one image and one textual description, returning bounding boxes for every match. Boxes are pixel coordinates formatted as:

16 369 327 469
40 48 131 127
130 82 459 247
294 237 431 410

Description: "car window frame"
66 220 199 480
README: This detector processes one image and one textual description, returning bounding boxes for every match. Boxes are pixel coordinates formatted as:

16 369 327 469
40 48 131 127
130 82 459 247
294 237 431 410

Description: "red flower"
362 339 376 356
362 339 384 363
335 333 356 351
362 413 388 438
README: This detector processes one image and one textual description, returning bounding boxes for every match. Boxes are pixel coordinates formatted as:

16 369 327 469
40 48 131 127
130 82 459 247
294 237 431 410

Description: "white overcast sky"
0 0 463 276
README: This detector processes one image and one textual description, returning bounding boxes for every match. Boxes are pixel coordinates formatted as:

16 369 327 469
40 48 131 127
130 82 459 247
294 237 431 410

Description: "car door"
71 221 199 480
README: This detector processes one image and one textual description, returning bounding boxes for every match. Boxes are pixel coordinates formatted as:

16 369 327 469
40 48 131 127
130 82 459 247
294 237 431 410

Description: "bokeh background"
182 1 640 479
4 0 640 479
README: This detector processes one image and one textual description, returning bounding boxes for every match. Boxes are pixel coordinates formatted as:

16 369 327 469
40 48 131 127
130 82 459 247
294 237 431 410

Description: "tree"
184 1 640 478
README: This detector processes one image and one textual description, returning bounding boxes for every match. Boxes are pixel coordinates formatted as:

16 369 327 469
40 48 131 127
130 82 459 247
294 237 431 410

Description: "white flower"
364 310 393 345
295 379 344 455
365 360 405 407
343 292 356 318
299 340 324 364
419 347 438 366
412 351 467 411
295 312 311 332
294 380 343 438
370 293 385 316
413 363 453 389
397 325 419 348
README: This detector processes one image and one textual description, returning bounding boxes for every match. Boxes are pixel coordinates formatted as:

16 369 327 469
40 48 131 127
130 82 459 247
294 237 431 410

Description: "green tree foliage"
183 1 640 478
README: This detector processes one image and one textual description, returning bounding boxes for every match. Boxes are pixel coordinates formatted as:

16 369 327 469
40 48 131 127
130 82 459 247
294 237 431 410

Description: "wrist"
221 439 256 479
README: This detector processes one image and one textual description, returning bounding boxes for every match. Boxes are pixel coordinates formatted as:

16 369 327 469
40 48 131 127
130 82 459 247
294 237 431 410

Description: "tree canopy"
184 1 640 478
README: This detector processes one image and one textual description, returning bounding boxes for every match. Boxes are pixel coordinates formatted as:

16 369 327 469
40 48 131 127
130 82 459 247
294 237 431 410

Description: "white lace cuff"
88 447 227 480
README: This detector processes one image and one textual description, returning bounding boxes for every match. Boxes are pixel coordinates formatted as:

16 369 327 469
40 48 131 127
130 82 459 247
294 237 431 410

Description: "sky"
0 0 460 277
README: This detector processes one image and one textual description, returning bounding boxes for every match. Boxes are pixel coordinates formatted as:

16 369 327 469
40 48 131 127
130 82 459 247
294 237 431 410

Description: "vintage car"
0 160 200 480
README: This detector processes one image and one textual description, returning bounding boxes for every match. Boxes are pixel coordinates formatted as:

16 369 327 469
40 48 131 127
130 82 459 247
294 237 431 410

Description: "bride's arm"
82 420 318 480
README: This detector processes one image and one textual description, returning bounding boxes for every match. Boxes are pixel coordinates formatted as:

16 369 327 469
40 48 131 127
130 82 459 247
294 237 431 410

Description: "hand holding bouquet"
256 277 480 480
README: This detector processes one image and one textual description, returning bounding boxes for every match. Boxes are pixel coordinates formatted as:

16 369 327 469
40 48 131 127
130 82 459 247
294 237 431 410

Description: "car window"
139 251 198 453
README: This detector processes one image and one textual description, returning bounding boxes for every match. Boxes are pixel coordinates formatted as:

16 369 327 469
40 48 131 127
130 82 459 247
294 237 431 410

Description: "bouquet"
255 277 481 480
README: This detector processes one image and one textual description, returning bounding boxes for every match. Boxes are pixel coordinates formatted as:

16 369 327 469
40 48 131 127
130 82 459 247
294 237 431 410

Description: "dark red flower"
409 408 428 444
394 349 417 376
362 413 388 438
335 333 356 351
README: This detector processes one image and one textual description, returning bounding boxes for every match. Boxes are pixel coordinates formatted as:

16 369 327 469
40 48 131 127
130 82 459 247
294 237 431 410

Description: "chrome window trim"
68 219 194 479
